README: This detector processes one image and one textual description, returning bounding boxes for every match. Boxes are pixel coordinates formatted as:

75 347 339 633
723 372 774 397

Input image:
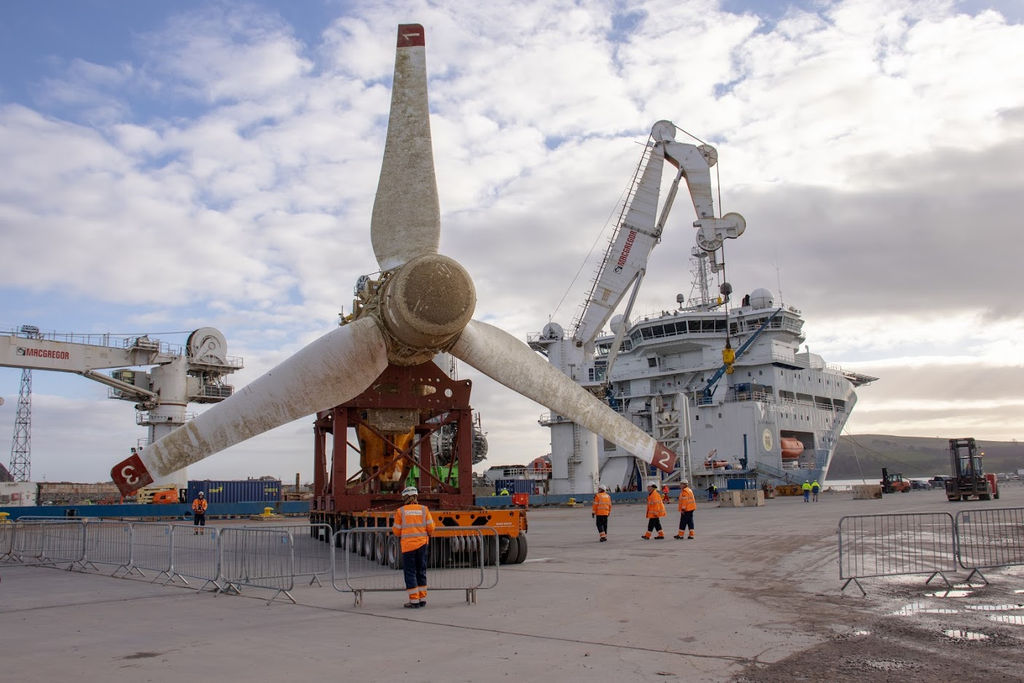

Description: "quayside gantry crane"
530 121 745 494
0 326 241 487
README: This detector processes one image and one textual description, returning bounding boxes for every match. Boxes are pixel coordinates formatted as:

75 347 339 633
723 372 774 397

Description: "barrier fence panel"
220 528 296 604
11 520 86 569
169 524 222 590
82 521 132 575
332 527 499 607
128 522 174 581
838 512 957 595
0 521 14 562
245 523 332 585
955 507 1024 583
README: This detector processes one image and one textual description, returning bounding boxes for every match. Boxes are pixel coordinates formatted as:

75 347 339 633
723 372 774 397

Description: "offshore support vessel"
531 121 876 494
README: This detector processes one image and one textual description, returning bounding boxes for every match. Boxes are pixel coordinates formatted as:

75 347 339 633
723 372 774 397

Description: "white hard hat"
598 485 607 492
401 486 418 497
681 480 689 486
198 491 205 496
648 481 657 488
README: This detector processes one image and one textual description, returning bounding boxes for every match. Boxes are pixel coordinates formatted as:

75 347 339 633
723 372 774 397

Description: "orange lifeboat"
780 437 804 460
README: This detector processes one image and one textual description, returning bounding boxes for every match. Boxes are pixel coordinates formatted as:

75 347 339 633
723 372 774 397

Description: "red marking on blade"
111 453 154 496
397 23 425 47
652 445 677 473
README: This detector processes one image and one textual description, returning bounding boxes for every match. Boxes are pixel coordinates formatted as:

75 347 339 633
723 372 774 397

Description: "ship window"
647 357 657 368
716 319 726 332
674 322 688 335
702 319 716 332
688 320 701 333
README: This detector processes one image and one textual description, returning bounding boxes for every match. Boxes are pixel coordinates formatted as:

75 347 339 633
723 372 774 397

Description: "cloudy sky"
1 0 1021 484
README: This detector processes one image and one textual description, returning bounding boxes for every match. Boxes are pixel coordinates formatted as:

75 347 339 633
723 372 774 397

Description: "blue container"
726 479 756 490
494 479 533 495
187 479 282 505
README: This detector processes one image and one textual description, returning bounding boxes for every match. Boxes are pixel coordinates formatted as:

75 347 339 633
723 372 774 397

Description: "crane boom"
570 121 745 349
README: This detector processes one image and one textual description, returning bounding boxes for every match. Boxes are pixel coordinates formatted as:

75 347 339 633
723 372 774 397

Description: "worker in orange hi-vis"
642 482 666 539
674 480 697 539
592 485 612 542
392 486 436 609
191 491 208 535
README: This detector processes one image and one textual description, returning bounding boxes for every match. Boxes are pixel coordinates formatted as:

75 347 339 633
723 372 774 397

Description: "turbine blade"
450 320 676 473
371 23 440 271
110 317 389 495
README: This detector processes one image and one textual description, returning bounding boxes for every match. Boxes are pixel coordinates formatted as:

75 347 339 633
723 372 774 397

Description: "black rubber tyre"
500 535 519 565
386 536 403 570
512 533 528 564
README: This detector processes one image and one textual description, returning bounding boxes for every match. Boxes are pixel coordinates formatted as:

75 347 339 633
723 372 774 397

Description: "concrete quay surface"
3 485 1024 682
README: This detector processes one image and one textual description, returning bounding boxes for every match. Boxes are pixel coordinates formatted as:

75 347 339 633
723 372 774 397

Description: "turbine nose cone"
382 253 476 353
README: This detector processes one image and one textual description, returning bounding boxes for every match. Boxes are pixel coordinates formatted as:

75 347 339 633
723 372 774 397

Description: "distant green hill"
830 435 1024 480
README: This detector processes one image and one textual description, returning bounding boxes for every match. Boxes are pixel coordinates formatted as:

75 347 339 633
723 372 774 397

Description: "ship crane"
531 121 745 494
1 326 241 487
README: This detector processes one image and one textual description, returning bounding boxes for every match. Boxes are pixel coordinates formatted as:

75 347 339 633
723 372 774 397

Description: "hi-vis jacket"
592 491 612 516
677 487 697 512
646 489 667 518
392 503 436 553
192 498 208 514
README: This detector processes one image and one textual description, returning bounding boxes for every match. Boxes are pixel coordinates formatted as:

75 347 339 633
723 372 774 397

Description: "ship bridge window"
631 331 642 345
688 320 701 333
814 396 833 410
641 327 653 339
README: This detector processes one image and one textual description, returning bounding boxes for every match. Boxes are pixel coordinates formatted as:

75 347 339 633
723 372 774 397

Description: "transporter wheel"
499 535 519 565
386 536 403 570
483 533 498 566
375 533 388 565
512 533 528 564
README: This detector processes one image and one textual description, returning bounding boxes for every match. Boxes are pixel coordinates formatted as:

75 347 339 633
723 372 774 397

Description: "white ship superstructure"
531 122 874 494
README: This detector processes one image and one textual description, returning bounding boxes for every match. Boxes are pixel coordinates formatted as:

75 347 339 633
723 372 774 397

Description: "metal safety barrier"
128 522 174 581
168 524 222 589
955 507 1024 583
220 528 296 603
8 519 87 569
838 512 957 595
244 523 332 586
81 520 133 575
332 526 499 607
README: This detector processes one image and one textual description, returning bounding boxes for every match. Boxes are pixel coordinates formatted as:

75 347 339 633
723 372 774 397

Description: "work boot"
688 532 695 539
674 534 684 539
655 533 665 540
641 534 650 540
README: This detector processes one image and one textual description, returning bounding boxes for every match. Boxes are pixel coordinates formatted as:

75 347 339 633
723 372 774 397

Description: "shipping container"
186 479 281 505
494 479 534 495
726 478 756 490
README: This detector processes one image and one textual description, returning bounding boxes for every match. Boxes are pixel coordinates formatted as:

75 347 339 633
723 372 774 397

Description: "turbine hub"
381 253 476 360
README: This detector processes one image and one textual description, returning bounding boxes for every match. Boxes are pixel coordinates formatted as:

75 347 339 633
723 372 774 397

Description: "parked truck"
945 437 999 501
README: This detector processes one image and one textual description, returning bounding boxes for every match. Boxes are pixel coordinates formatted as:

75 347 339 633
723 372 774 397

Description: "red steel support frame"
312 361 475 514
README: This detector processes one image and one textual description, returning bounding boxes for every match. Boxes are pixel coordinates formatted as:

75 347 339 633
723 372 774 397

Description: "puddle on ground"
965 604 1024 612
943 629 989 641
925 590 972 598
892 601 958 616
989 615 1024 626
